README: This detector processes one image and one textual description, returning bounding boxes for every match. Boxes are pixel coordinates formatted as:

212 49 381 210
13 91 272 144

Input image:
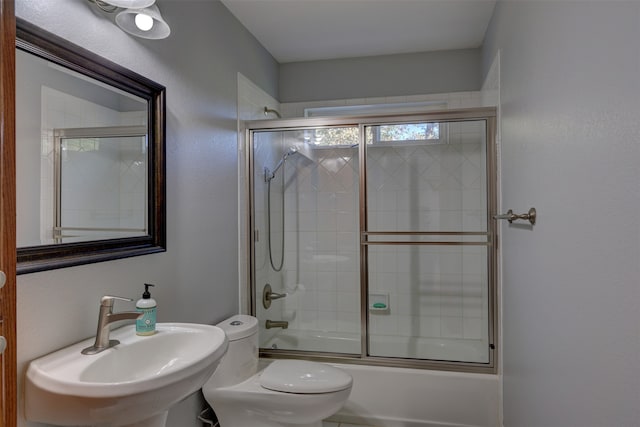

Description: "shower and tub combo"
245 108 500 426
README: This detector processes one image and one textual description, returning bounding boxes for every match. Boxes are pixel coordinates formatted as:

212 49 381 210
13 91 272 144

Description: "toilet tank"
205 314 259 388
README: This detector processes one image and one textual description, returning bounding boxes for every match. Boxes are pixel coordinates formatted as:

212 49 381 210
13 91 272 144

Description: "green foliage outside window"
309 123 440 147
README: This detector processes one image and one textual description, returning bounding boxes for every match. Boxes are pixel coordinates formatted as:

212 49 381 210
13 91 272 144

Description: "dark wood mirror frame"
16 18 166 274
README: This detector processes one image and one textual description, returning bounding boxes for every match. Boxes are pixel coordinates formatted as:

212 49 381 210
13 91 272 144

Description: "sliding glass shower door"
248 108 497 371
252 126 362 355
363 119 492 364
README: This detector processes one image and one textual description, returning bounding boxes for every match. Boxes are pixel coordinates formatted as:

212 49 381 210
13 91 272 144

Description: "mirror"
15 18 166 274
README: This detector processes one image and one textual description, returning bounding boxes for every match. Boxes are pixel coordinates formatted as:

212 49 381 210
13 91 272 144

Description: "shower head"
265 147 299 182
283 146 298 160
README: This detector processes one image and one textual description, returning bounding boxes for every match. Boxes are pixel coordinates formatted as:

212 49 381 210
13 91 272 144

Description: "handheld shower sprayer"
264 146 299 182
285 146 299 158
264 146 299 272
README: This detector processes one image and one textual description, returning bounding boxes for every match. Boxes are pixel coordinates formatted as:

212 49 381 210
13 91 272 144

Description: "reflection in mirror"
54 126 148 244
16 18 166 274
17 48 149 247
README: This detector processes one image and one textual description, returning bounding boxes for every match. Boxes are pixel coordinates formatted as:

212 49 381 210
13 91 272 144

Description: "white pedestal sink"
25 323 228 427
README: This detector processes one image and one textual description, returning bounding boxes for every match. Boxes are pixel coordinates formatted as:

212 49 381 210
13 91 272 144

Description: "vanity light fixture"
87 0 171 40
116 5 171 39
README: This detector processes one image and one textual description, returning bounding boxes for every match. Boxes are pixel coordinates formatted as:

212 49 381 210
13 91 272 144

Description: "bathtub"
261 331 499 427
326 363 499 427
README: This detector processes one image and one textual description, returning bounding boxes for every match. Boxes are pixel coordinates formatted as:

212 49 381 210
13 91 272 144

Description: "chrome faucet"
265 320 289 329
81 295 142 355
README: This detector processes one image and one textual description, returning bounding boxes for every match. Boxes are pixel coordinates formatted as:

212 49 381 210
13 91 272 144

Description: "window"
367 122 446 145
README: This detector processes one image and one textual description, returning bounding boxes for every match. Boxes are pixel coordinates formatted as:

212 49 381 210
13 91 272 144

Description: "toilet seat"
259 360 353 394
207 372 353 426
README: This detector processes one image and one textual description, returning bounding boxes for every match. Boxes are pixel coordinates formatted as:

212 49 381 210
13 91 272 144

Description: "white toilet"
202 315 353 427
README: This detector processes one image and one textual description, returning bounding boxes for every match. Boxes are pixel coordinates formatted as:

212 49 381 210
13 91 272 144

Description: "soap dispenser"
136 283 157 336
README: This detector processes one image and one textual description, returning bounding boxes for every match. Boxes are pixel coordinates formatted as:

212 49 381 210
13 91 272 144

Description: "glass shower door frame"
246 107 498 374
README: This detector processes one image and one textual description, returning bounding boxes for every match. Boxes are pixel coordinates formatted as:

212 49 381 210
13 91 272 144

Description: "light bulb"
135 13 154 31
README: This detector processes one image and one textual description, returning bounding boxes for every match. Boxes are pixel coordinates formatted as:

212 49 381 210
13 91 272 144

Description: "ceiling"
220 0 497 63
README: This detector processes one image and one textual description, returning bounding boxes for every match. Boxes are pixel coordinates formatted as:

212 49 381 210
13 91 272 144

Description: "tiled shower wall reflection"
40 87 146 244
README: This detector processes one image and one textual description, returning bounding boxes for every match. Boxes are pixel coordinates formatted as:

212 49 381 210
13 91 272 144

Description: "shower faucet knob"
262 283 287 309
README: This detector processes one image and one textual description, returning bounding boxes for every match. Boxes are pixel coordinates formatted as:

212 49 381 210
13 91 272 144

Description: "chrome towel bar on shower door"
493 207 537 225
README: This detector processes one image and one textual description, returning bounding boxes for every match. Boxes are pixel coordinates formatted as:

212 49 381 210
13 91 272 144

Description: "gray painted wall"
279 48 482 102
15 1 277 426
483 2 640 426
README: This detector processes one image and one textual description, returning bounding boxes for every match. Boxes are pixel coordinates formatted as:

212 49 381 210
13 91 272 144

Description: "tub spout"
265 320 289 329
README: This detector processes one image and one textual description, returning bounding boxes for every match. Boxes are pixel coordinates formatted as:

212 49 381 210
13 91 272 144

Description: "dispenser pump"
136 283 157 336
142 283 154 299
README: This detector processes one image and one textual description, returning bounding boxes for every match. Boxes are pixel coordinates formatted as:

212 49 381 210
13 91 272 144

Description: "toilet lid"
260 360 352 394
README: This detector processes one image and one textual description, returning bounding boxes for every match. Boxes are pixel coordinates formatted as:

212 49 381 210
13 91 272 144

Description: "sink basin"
25 323 228 427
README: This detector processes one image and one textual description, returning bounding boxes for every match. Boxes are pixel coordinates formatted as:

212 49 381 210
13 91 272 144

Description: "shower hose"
267 168 285 272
